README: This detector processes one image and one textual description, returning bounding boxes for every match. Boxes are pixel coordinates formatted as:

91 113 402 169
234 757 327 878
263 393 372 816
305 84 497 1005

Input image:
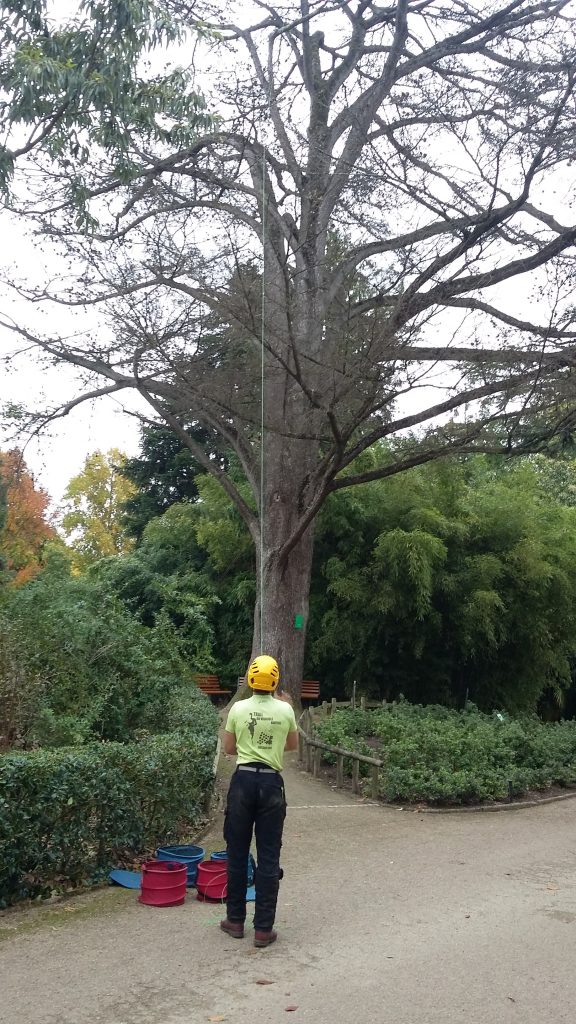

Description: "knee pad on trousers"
254 866 284 883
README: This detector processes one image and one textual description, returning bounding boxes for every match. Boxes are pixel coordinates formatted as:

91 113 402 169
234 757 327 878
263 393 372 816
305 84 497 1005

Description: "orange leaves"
0 449 55 585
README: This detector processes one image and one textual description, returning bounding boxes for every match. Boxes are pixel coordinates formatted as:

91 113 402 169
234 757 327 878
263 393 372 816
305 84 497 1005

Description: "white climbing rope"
259 104 268 655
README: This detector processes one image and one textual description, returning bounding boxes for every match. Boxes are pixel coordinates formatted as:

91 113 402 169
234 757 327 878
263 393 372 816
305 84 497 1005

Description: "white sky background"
0 232 145 509
0 3 574 510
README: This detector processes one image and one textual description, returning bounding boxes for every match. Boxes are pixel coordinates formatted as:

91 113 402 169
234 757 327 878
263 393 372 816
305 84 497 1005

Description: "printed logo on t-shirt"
247 711 282 749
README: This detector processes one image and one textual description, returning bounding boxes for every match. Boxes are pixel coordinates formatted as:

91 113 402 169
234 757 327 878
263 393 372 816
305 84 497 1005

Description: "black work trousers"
224 765 286 931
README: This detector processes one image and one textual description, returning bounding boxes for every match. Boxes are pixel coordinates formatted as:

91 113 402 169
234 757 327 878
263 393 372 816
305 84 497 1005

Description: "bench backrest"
236 676 320 699
194 674 222 689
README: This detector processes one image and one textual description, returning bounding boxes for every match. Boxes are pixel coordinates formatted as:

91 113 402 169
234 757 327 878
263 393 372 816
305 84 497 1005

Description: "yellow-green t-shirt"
225 694 298 772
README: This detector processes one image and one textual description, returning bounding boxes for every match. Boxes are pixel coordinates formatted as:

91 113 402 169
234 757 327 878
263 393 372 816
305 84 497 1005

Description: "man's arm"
277 693 298 750
223 730 237 756
284 730 298 752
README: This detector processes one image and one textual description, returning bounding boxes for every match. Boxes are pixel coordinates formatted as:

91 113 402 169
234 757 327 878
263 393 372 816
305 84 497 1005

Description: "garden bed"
311 704 576 807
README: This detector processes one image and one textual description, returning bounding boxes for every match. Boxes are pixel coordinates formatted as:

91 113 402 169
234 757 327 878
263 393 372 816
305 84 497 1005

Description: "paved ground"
2 750 576 1024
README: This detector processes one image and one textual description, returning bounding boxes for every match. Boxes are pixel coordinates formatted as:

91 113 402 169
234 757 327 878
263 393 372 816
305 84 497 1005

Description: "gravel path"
2 750 576 1024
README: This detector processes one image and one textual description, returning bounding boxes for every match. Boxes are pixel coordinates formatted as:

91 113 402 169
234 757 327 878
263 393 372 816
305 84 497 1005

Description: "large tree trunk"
247 429 319 706
251 524 316 706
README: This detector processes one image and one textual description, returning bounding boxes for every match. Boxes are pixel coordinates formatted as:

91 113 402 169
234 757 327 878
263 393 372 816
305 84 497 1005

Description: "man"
220 654 298 947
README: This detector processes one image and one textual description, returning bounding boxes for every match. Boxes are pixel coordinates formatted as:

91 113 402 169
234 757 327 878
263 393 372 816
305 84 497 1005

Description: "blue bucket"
211 850 256 886
156 845 205 886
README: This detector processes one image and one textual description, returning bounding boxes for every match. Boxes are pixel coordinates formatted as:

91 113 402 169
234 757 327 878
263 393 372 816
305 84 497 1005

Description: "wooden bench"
193 674 231 701
300 680 320 703
236 677 320 703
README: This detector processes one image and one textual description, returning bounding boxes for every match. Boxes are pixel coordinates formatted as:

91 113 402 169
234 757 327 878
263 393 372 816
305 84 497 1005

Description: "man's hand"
223 730 237 756
285 730 299 751
275 690 293 706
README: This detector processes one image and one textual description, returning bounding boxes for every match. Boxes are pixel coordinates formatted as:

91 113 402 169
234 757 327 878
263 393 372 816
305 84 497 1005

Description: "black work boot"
220 919 244 939
254 929 277 948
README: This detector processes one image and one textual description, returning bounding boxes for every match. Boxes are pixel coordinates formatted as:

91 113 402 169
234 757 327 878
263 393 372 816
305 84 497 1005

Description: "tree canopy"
309 455 576 713
3 0 576 693
121 422 227 540
59 448 136 568
0 0 210 198
90 438 576 715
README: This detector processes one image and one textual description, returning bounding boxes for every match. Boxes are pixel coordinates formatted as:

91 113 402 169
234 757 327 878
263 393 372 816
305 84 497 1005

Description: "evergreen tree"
121 423 227 540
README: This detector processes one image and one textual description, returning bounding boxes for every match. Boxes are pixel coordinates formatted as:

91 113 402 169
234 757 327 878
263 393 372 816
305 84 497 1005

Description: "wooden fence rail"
297 706 384 799
319 696 387 715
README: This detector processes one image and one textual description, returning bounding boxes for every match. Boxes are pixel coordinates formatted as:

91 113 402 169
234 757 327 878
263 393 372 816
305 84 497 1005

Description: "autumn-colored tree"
60 449 136 570
0 450 55 585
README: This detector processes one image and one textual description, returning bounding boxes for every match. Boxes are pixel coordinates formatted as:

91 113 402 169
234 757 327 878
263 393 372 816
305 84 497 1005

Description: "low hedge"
313 704 576 805
0 691 218 907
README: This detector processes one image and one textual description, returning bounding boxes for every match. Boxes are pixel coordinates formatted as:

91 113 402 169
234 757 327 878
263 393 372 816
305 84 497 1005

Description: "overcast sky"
0 228 145 511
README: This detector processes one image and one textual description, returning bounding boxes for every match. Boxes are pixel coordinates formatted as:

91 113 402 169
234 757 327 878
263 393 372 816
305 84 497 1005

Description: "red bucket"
195 860 227 901
139 860 187 907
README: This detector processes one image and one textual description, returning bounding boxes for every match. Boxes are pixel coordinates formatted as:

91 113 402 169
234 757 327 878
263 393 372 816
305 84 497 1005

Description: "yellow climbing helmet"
247 655 280 692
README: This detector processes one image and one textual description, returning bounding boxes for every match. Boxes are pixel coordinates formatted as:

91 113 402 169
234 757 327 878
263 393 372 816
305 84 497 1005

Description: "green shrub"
28 708 93 748
165 684 218 737
313 704 576 805
312 710 375 776
0 616 45 749
0 688 218 907
0 560 208 745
